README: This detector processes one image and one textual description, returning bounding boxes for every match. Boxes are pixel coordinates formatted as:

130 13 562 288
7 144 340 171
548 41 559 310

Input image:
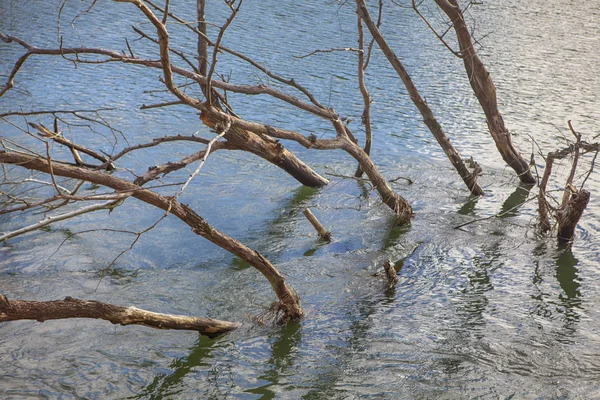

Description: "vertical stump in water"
303 208 332 242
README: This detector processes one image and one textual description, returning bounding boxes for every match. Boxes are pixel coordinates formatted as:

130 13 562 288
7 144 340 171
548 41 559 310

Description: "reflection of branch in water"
456 182 534 228
554 245 582 331
134 336 219 399
530 243 582 339
244 322 303 398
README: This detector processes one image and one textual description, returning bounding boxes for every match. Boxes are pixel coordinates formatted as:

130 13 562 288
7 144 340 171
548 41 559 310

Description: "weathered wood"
303 208 331 242
382 260 398 286
0 151 303 320
200 109 329 187
0 295 239 337
434 0 535 184
356 0 484 196
557 189 590 242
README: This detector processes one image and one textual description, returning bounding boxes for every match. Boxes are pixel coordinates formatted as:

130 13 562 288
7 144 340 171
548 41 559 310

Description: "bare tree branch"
0 197 126 242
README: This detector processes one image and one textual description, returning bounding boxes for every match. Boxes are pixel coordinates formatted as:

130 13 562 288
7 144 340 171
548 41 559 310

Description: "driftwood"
303 208 331 242
0 295 240 337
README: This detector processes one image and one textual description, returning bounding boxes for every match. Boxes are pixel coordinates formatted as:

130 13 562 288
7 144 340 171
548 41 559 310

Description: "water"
1 0 600 398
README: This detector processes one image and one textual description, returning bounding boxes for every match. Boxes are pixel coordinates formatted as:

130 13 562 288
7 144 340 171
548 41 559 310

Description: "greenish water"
1 0 600 398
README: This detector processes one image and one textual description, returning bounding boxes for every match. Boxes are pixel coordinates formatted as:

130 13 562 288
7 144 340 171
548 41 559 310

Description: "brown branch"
538 140 599 234
433 0 535 184
356 0 484 196
28 122 115 170
133 140 232 186
293 47 360 59
0 150 303 320
0 295 239 337
354 14 373 178
140 100 183 109
0 34 334 119
412 0 463 57
302 208 331 242
131 26 198 73
108 134 224 164
205 0 241 105
561 120 581 207
144 0 327 109
556 189 590 242
197 0 208 77
382 259 398 286
0 108 115 119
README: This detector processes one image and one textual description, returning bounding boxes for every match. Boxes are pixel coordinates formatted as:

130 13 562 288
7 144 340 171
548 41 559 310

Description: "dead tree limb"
382 259 398 286
0 33 329 187
0 150 303 320
354 14 373 178
356 0 484 196
0 197 125 242
433 0 535 184
29 122 115 170
537 137 598 239
0 295 239 337
556 189 590 242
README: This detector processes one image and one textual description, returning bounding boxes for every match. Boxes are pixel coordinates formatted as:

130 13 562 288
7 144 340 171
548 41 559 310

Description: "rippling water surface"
1 0 600 398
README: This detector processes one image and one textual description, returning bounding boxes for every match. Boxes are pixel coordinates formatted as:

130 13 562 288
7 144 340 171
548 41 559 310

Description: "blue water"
1 0 600 398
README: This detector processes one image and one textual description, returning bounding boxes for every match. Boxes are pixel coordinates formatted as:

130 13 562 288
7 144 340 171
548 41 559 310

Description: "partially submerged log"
0 295 240 337
303 208 331 242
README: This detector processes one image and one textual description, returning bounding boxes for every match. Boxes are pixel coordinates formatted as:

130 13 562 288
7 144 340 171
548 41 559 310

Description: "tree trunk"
0 151 304 321
0 295 239 337
434 0 535 184
356 0 484 196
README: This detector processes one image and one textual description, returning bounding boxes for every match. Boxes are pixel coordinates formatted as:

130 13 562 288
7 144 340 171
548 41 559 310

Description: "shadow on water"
531 240 582 341
301 293 397 398
433 186 532 377
132 335 218 399
554 244 582 332
243 322 303 399
457 194 480 216
453 183 532 338
497 183 534 218
457 182 533 217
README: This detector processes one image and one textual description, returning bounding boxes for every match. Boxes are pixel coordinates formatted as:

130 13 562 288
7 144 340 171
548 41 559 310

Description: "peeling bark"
557 190 590 242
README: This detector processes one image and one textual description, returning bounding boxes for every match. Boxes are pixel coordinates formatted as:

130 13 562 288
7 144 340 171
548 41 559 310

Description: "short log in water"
303 208 332 242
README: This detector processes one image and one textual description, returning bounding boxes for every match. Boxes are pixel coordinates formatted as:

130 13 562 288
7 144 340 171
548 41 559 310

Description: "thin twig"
175 120 231 198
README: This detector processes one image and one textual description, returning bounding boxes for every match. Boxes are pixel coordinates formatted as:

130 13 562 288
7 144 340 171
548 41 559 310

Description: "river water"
1 0 600 398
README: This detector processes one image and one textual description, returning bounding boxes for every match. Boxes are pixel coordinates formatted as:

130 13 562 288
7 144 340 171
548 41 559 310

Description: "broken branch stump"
303 208 331 242
383 259 398 286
